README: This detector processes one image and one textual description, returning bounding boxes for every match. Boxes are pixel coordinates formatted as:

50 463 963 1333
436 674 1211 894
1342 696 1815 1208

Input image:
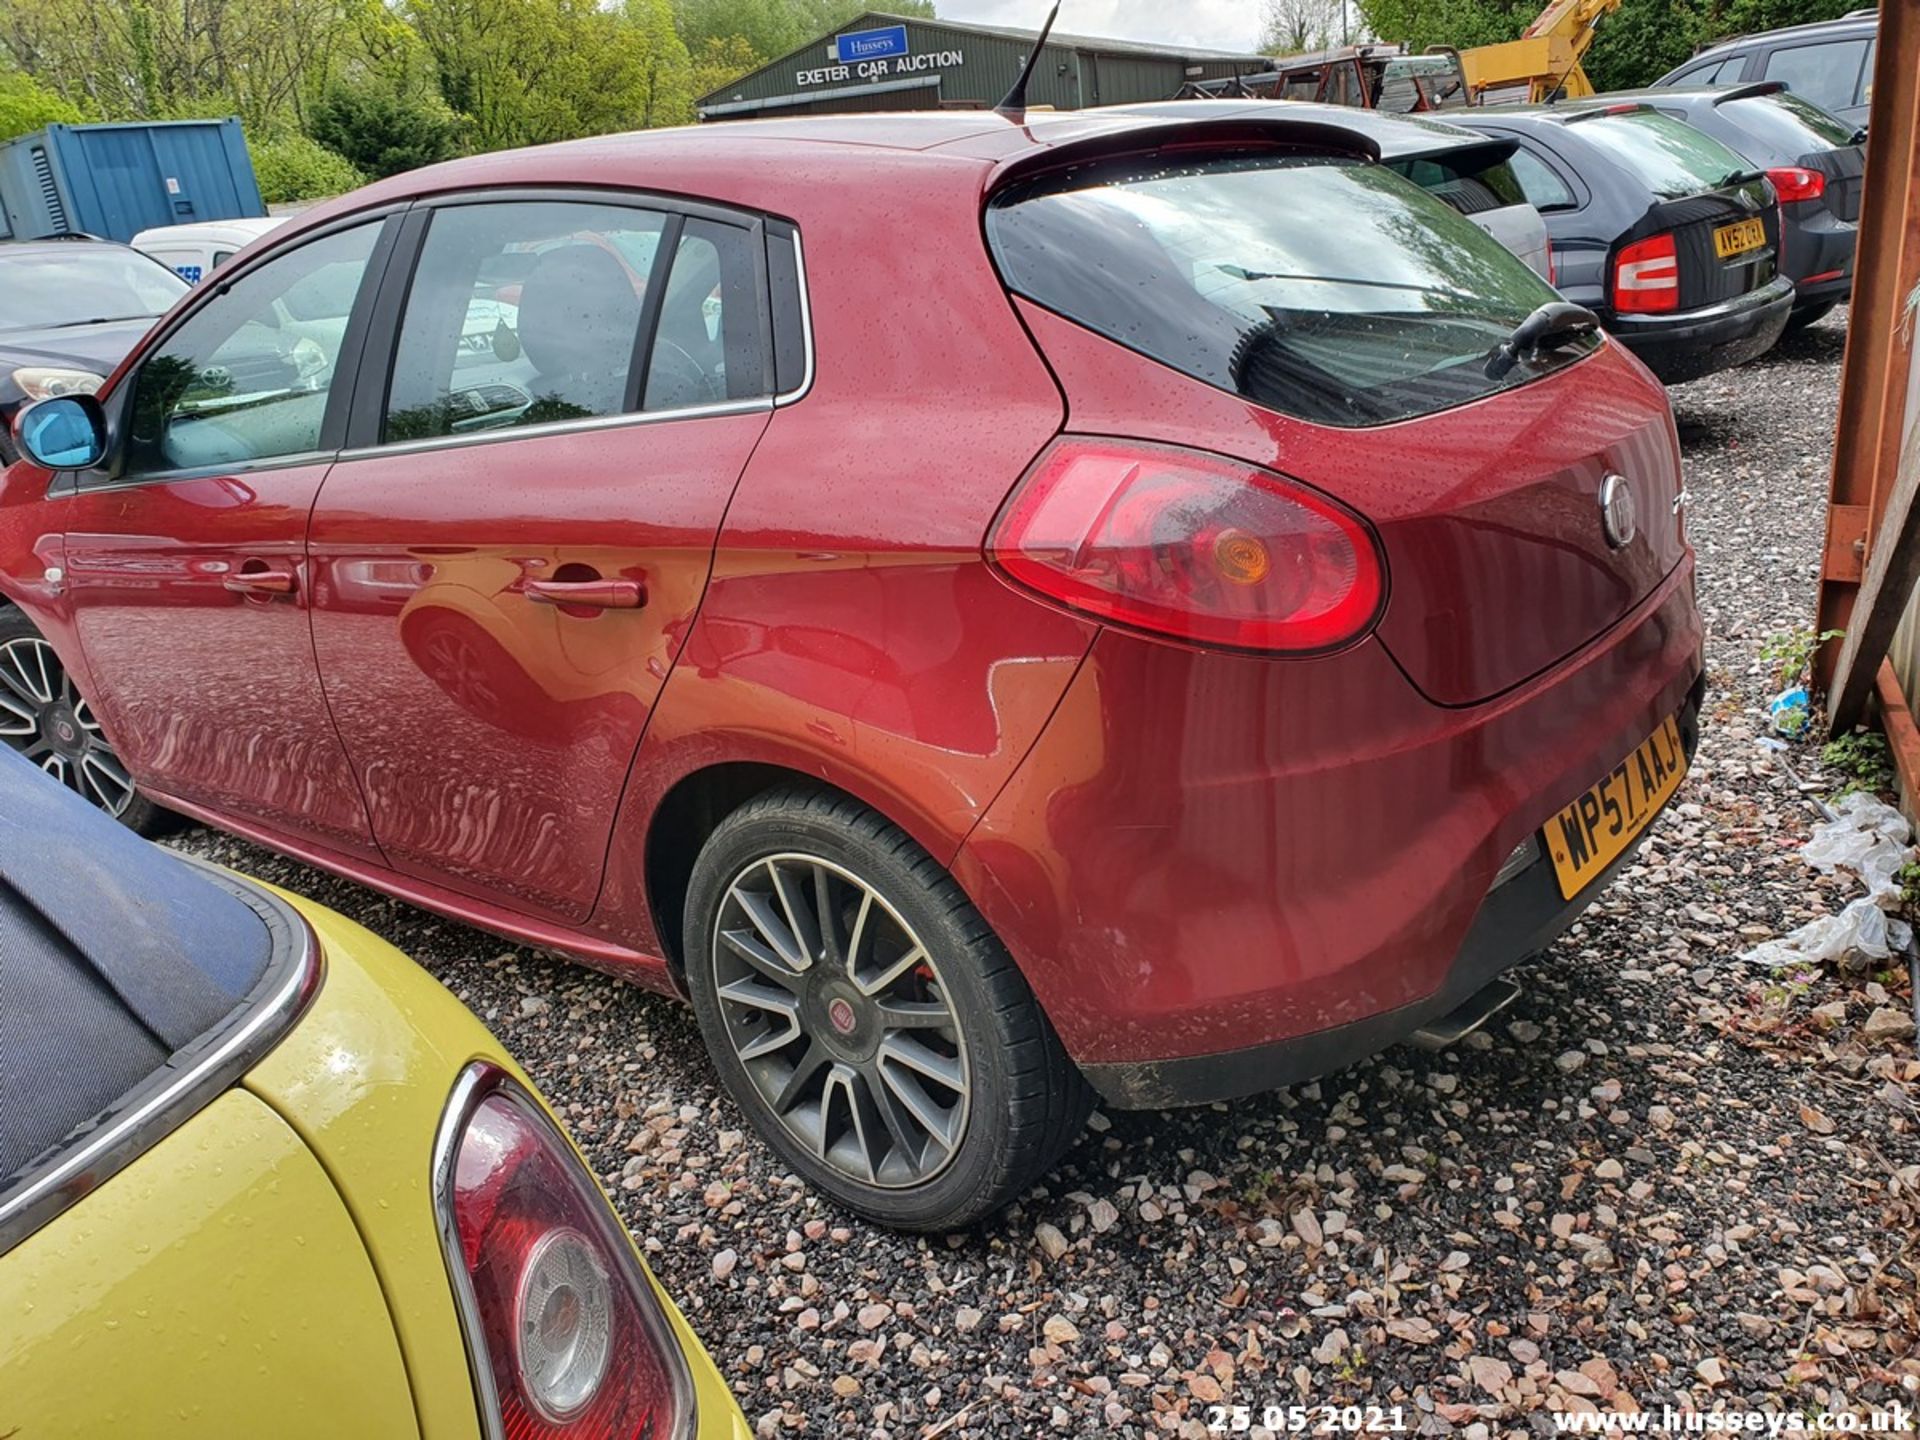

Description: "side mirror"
15 395 107 471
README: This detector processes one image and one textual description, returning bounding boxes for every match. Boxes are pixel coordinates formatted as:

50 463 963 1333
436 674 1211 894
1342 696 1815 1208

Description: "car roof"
1685 11 1876 60
274 103 1529 245
1594 81 1800 110
132 216 284 246
0 748 275 1182
0 235 136 256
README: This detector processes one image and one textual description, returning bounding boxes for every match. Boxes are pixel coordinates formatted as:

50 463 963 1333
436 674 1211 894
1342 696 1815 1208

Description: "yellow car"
0 748 747 1439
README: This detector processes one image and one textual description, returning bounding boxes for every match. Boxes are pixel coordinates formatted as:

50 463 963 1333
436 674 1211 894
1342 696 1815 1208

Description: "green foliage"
674 0 934 65
0 66 82 139
310 76 462 177
1760 625 1843 689
690 34 766 100
1357 0 1864 90
1821 730 1893 798
249 131 365 204
1896 860 1920 914
401 0 695 151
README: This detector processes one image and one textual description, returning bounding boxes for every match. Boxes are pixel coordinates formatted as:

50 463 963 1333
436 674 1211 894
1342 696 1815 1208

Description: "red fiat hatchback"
0 104 1703 1230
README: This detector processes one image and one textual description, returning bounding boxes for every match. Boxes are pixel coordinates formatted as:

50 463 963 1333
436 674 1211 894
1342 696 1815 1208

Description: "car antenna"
996 1 1062 117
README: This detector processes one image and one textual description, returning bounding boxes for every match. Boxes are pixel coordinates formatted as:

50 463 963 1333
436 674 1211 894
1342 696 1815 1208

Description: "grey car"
1607 82 1864 328
1654 11 1877 130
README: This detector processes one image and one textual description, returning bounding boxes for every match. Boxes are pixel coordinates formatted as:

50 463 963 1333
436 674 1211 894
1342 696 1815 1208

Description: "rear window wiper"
1717 167 1767 188
1484 301 1600 379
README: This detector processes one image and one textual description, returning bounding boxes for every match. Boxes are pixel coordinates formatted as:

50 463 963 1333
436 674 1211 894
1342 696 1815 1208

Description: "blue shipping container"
0 119 264 243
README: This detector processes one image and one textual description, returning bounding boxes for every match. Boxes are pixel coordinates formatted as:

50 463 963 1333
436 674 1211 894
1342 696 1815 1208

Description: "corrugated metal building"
696 11 1269 121
0 119 263 243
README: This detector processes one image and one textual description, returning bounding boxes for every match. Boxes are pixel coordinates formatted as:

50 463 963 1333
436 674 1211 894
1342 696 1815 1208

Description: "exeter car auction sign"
798 25 966 86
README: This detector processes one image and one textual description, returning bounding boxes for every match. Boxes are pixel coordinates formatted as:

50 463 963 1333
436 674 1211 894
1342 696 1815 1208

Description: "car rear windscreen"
1571 110 1752 198
1720 92 1859 156
986 149 1588 427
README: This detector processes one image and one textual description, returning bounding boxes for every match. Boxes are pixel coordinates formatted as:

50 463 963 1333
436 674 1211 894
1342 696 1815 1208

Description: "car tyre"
684 785 1091 1231
0 607 173 835
1785 300 1837 331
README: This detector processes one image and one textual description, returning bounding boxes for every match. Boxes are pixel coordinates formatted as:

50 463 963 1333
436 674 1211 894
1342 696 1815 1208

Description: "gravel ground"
171 307 1920 1434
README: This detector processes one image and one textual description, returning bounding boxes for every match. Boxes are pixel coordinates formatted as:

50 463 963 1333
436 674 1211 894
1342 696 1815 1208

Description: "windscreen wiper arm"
1718 167 1767 188
1484 301 1600 379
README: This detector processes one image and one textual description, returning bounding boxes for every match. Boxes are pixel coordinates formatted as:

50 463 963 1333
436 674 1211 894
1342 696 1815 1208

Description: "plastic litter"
1740 791 1918 968
1741 897 1912 970
1799 791 1913 901
1769 686 1812 737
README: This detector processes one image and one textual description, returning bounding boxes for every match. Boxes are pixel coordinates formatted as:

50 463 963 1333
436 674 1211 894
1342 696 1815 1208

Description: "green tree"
690 34 765 100
249 131 365 203
1357 0 1865 91
0 66 83 139
674 0 934 64
310 76 463 177
0 0 353 131
403 0 694 149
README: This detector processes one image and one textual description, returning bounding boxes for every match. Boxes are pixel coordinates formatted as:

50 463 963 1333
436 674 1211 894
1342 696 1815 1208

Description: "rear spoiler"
1054 103 1518 176
1709 80 1789 104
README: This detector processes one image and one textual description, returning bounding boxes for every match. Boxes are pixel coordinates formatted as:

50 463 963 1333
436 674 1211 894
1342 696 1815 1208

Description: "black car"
1654 12 1877 130
0 238 187 464
1447 101 1796 385
1607 82 1864 327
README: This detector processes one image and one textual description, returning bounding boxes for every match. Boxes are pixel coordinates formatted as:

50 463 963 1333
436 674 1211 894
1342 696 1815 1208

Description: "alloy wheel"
710 853 971 1189
0 636 137 817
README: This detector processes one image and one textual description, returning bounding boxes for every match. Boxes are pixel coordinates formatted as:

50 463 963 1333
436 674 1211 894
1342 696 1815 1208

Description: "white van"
131 216 287 284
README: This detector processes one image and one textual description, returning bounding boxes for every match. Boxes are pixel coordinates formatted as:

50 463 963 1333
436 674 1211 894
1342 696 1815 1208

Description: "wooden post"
1814 2 1920 728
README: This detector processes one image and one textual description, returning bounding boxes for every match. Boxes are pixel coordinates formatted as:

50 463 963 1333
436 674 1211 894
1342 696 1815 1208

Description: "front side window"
1762 39 1871 111
1571 109 1753 198
124 221 381 476
988 149 1581 428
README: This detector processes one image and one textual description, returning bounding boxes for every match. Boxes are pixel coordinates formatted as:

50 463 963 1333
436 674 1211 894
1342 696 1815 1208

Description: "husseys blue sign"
833 24 909 61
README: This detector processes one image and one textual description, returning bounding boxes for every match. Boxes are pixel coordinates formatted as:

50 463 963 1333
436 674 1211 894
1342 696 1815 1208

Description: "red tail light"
435 1066 693 1439
1613 232 1679 314
1766 166 1826 204
987 438 1385 655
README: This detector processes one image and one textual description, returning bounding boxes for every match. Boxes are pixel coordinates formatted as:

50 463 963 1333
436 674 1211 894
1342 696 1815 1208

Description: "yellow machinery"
1457 0 1624 103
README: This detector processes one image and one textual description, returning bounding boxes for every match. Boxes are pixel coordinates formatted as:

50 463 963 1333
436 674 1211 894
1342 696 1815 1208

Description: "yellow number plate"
1546 714 1689 899
1713 217 1767 259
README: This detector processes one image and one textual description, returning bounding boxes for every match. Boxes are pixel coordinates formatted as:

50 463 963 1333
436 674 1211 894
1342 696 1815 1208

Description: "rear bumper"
1781 204 1856 306
1078 676 1703 1108
1609 276 1795 384
956 554 1704 1109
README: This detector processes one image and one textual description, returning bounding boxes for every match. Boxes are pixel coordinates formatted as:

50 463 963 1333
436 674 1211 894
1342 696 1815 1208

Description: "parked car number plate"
1545 714 1688 899
1712 218 1767 260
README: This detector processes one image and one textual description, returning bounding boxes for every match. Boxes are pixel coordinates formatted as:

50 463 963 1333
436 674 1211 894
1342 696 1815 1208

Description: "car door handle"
523 577 646 610
223 569 296 596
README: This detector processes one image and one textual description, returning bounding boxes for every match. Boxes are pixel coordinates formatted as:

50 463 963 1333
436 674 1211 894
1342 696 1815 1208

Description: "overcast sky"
933 0 1297 54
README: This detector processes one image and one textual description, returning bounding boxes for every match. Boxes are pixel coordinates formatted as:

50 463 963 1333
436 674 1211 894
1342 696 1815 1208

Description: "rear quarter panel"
0 1088 419 1438
243 891 746 1439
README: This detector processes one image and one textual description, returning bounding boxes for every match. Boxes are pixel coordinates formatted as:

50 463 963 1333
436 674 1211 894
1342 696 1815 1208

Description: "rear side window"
1667 55 1742 86
1507 147 1578 209
1387 155 1528 215
1571 110 1751 197
987 149 1584 428
1721 91 1859 154
384 200 669 442
642 217 766 411
1762 39 1871 111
